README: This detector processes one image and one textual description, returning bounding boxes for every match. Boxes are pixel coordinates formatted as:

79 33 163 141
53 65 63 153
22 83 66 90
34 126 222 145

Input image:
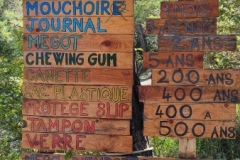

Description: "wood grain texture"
23 0 134 17
22 153 64 160
144 103 236 121
139 85 240 103
23 68 133 85
23 34 134 52
23 17 134 34
179 138 196 159
22 116 130 135
143 52 203 69
22 132 132 152
158 35 237 52
146 18 217 35
22 153 137 160
152 69 240 87
160 0 219 19
22 83 132 102
144 119 236 139
24 51 133 69
22 99 132 119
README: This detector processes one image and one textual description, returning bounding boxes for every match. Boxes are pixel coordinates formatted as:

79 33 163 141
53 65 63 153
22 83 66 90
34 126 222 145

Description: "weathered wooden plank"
152 69 240 87
158 35 237 52
24 51 133 69
144 103 236 121
22 153 64 160
22 99 132 119
160 0 219 19
143 52 203 69
22 153 138 160
144 119 236 139
139 86 240 103
23 34 134 52
22 83 132 102
22 132 132 152
23 68 133 85
22 116 130 135
146 18 217 35
23 0 134 17
24 17 134 34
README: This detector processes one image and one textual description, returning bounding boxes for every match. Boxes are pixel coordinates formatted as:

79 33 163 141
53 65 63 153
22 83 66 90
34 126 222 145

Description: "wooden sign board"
146 18 217 35
22 83 132 102
24 51 133 69
22 153 138 160
23 34 133 52
23 0 134 17
23 68 133 85
22 116 130 135
144 119 236 139
160 0 219 19
22 99 132 119
24 17 134 34
22 132 132 152
143 52 203 69
144 103 236 121
139 86 240 103
152 69 240 87
158 35 237 52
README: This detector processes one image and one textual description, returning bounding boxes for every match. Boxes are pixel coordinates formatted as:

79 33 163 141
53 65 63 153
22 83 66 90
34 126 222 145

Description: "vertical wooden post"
179 138 196 159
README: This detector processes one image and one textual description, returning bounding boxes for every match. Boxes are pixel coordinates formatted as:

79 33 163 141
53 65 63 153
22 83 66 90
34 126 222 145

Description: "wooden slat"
152 69 240 87
22 153 64 160
144 103 236 121
22 132 132 152
146 18 217 35
23 0 134 17
158 35 237 52
144 119 236 139
23 68 133 85
139 85 240 103
22 99 132 119
143 52 203 69
23 34 133 52
22 153 138 160
23 17 134 34
160 0 219 19
22 83 132 102
22 116 130 135
24 51 133 69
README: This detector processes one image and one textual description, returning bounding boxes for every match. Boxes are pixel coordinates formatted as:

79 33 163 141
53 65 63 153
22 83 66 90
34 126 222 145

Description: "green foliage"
134 0 162 24
150 137 178 157
0 0 23 159
204 0 240 69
